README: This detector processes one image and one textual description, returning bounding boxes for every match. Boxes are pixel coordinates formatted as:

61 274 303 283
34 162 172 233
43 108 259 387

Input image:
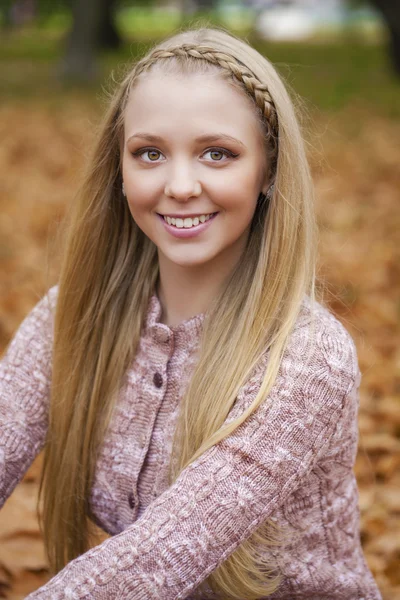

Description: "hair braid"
132 44 279 140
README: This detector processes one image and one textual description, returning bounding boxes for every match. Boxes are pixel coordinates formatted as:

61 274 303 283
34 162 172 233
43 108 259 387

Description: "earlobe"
266 183 275 200
262 172 274 196
261 181 275 200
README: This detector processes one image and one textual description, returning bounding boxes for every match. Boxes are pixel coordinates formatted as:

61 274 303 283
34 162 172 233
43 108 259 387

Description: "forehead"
123 72 264 144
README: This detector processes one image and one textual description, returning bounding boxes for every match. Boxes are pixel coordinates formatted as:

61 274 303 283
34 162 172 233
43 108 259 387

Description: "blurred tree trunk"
178 0 195 14
59 0 121 81
370 0 400 75
1 0 13 29
196 0 216 7
59 0 102 80
98 0 121 50
178 0 216 12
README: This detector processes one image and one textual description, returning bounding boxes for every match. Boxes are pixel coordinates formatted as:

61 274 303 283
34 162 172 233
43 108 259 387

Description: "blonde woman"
0 27 381 600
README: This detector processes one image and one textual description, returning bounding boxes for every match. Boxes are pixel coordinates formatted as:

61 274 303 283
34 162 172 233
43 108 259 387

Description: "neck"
156 246 244 328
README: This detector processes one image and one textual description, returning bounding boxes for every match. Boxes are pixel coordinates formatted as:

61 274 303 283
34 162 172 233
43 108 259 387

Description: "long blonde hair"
39 26 318 599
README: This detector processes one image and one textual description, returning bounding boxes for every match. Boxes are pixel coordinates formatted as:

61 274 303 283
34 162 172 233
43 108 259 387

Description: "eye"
133 148 165 163
202 148 238 162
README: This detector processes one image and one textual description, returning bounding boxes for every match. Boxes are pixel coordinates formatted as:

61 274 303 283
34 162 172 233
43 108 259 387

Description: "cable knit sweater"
0 286 381 600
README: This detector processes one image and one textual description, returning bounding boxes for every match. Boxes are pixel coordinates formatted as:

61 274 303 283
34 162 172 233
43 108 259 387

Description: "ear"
261 183 270 196
260 155 275 195
261 173 274 196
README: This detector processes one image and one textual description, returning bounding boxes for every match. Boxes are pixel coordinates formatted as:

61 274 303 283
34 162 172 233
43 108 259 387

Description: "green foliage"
0 9 399 119
248 37 400 117
116 6 183 39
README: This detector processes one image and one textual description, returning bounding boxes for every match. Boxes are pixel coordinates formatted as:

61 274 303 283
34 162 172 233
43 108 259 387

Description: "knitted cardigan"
0 286 381 600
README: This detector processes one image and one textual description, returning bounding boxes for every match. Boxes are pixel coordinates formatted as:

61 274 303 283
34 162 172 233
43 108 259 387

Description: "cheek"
124 178 159 217
215 173 259 215
123 155 159 204
125 192 151 229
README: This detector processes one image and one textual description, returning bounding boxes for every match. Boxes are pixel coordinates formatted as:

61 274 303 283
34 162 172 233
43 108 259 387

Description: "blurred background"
0 0 399 598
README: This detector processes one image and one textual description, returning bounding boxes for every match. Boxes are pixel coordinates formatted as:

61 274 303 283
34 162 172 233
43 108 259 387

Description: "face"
122 72 270 272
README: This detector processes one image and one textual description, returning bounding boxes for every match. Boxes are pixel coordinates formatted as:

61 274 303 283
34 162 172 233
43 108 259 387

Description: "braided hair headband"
132 43 279 143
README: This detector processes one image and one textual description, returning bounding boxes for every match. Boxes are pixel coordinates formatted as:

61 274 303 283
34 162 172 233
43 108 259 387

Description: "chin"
171 258 210 268
166 252 216 268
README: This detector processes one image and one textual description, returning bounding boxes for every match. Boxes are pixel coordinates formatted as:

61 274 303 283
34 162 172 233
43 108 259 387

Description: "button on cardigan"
0 286 381 599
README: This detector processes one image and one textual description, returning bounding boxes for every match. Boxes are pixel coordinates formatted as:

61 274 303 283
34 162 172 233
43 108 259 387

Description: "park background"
0 0 399 598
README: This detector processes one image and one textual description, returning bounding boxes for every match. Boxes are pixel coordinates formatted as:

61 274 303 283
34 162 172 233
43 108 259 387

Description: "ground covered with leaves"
0 32 399 599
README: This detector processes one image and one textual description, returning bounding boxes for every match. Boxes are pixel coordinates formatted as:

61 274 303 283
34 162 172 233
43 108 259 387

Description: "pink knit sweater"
0 286 381 599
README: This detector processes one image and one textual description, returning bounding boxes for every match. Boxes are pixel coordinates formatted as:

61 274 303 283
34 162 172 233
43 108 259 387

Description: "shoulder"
24 285 59 331
238 295 360 406
4 285 59 358
288 294 361 397
43 284 59 318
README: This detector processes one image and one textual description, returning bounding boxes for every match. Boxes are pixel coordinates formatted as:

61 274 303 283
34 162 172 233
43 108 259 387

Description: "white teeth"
163 213 215 228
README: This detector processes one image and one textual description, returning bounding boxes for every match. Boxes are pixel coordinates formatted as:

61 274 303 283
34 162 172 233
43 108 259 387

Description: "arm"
0 287 56 508
26 311 360 600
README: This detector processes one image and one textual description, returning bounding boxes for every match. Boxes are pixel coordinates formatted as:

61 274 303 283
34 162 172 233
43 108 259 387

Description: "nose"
164 161 202 201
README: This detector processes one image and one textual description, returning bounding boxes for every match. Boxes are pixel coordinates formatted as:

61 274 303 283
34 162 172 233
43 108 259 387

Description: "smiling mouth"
158 213 218 228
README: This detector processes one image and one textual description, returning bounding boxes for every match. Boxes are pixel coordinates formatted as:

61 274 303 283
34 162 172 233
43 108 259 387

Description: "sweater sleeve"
0 287 56 509
26 308 361 600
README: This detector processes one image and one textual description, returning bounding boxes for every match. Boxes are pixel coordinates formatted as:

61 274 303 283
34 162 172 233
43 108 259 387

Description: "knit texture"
0 287 381 600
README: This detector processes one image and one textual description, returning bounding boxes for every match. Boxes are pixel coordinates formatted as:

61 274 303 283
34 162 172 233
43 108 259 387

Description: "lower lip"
157 213 219 238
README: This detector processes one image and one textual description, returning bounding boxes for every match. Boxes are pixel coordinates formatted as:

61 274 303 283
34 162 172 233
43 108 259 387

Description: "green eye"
210 150 224 161
204 148 238 162
147 150 161 161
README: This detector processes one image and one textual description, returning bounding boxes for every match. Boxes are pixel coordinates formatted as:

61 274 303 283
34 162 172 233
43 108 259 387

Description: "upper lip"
158 212 217 218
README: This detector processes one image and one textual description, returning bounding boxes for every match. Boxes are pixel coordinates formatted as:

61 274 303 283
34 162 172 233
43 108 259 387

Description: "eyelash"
132 147 239 163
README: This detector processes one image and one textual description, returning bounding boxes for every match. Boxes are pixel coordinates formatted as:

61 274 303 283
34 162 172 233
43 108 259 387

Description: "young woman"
0 27 381 600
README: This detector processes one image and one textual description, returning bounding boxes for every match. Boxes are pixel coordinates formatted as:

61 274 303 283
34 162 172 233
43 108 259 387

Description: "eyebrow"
127 132 245 147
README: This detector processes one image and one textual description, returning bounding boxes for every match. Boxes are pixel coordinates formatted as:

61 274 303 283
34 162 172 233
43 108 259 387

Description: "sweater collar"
145 293 205 350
